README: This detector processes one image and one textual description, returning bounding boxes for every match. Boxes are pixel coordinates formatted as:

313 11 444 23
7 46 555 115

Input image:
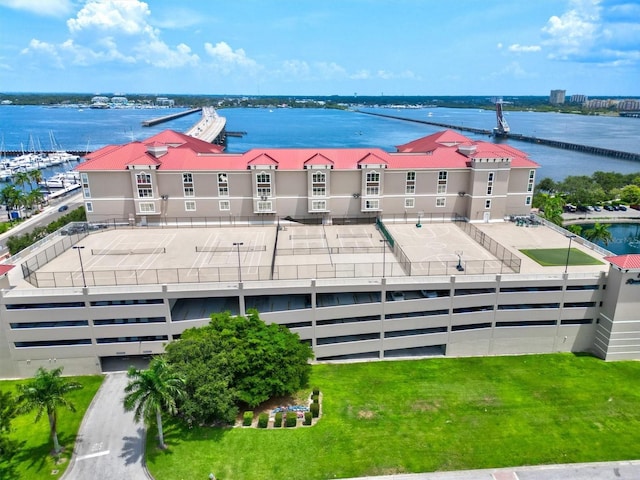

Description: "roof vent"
146 142 168 158
457 144 477 156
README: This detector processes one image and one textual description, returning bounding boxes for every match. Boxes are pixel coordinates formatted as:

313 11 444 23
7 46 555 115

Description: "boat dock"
357 110 640 161
141 108 202 127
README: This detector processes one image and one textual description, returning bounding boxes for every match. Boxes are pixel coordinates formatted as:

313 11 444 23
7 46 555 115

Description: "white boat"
0 169 13 181
39 171 80 189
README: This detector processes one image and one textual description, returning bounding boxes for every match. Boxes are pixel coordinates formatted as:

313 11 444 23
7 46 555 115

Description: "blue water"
580 223 640 255
2 104 639 254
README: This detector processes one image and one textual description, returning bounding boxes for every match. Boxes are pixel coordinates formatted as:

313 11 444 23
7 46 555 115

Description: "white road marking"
76 450 111 461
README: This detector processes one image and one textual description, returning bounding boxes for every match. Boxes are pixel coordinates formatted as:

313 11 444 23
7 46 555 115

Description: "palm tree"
583 222 613 245
12 171 30 191
28 169 44 190
16 367 83 454
123 357 185 449
25 189 44 211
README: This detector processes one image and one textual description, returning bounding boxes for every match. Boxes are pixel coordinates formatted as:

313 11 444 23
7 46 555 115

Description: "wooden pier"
357 110 640 161
141 108 202 127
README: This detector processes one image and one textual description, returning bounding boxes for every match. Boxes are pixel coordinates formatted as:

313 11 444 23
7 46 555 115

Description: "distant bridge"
357 110 640 161
184 107 228 146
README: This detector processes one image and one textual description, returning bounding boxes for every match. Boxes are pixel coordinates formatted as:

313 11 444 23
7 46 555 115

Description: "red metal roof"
76 129 539 172
0 264 14 276
604 254 640 270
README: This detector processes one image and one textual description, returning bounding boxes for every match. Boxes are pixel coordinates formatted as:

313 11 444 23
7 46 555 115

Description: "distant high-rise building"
549 90 566 105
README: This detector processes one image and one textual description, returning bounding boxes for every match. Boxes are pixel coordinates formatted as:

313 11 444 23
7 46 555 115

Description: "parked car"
390 291 405 301
58 205 69 212
618 205 627 211
593 206 602 212
604 205 614 211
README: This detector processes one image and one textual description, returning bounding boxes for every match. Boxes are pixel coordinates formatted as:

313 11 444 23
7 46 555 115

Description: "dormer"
457 144 477 156
146 141 168 158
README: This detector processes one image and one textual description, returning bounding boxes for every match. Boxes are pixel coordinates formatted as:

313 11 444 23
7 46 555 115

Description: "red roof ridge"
604 254 640 270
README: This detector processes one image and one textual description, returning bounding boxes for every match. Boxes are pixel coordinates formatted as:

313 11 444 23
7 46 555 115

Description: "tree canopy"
164 310 314 424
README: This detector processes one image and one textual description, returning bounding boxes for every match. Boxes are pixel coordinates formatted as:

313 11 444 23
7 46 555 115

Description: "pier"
141 108 202 127
357 110 640 162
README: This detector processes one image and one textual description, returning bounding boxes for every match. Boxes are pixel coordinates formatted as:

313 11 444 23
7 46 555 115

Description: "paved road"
62 372 151 480
345 460 640 480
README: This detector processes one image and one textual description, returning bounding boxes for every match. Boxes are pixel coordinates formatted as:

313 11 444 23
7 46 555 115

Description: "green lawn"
0 375 104 480
145 354 640 480
520 248 604 266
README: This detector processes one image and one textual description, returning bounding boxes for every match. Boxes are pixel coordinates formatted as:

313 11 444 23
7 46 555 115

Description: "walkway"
345 460 640 480
62 372 151 480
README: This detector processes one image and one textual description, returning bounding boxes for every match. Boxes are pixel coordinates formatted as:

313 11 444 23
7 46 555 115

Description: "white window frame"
311 199 327 211
485 199 492 209
487 171 494 195
404 198 415 208
436 197 446 207
437 171 447 194
405 171 416 194
525 196 532 206
364 199 380 210
183 172 194 197
138 188 153 198
183 186 194 197
136 172 152 184
139 202 155 213
218 172 229 197
256 172 272 198
527 169 535 193
81 173 91 198
219 200 230 211
257 200 273 212
185 200 196 211
311 171 326 197
85 201 93 213
365 170 381 197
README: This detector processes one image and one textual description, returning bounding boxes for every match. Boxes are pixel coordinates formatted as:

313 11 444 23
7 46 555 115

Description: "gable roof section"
604 254 640 271
76 129 538 172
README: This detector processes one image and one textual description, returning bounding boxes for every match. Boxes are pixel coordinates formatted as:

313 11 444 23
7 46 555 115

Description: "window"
525 196 532 206
312 171 326 197
185 201 196 211
257 200 272 212
364 199 380 210
404 198 415 208
139 202 155 213
81 173 91 198
365 170 380 196
487 171 494 195
437 171 447 194
10 320 89 329
256 172 272 197
218 172 229 197
485 199 492 209
406 171 416 194
85 201 93 213
182 172 194 197
136 172 152 184
138 188 153 198
219 200 230 211
527 169 535 192
311 200 327 211
436 197 446 207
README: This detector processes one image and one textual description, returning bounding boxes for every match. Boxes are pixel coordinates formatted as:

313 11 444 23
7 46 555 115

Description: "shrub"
257 412 268 428
304 411 312 425
310 402 320 418
285 411 297 427
274 411 283 428
243 411 253 426
312 387 320 396
311 394 319 403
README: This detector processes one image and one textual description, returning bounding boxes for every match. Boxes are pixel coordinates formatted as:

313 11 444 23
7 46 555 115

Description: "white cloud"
137 40 199 68
0 0 73 17
204 41 259 73
541 0 639 65
508 44 541 53
20 38 64 68
67 0 153 35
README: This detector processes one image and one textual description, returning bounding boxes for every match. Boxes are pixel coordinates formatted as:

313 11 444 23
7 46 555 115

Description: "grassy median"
0 375 104 480
145 353 640 480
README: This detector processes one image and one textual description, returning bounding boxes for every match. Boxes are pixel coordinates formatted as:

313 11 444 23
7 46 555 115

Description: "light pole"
564 234 577 274
72 245 86 287
233 242 244 282
379 239 387 278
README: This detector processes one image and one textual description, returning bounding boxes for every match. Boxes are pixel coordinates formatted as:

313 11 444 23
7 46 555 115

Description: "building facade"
76 130 538 225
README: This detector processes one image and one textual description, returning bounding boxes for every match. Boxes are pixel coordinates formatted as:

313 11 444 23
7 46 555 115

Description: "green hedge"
304 411 312 425
311 394 319 403
285 411 297 428
274 411 283 428
257 412 269 428
310 403 320 418
243 411 253 426
312 386 320 396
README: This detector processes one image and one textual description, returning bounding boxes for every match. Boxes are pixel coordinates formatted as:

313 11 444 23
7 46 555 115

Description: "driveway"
62 372 152 480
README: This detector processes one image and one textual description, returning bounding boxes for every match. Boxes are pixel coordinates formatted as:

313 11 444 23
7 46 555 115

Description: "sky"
0 0 638 97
